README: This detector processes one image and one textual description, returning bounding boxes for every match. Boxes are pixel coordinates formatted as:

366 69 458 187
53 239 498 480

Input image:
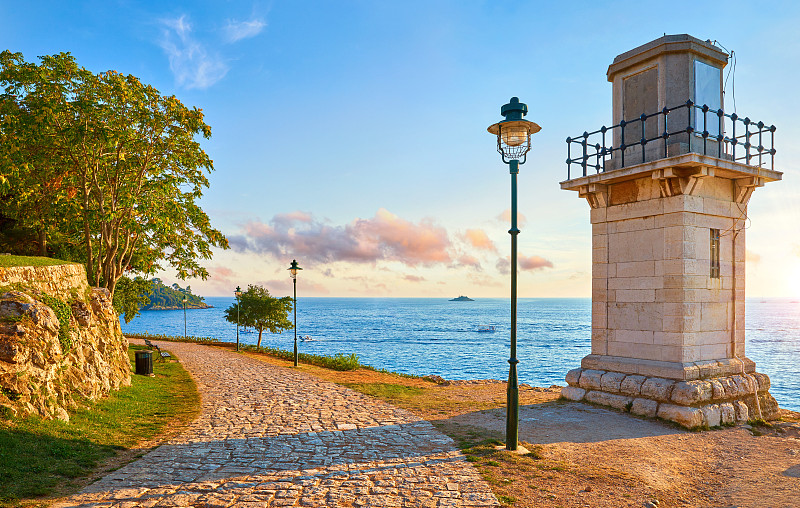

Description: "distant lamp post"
235 286 243 352
182 295 188 340
487 97 541 451
288 259 303 367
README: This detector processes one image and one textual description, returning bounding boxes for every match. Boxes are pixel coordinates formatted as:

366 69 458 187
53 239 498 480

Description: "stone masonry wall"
0 263 131 421
590 176 747 372
562 367 780 428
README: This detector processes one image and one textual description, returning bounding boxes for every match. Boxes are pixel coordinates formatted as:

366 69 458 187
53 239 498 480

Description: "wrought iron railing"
565 101 776 179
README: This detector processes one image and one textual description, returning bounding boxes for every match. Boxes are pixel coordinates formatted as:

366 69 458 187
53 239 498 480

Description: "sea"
120 297 800 412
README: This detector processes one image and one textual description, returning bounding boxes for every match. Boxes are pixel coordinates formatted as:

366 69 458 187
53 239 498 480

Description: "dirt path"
438 395 800 507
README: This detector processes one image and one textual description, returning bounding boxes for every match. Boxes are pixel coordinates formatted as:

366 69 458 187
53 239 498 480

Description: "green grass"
0 345 199 506
125 332 220 345
342 382 424 401
0 255 76 268
497 494 516 505
241 344 361 371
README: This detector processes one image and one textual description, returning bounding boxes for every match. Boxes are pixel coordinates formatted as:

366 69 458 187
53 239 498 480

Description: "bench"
143 339 171 361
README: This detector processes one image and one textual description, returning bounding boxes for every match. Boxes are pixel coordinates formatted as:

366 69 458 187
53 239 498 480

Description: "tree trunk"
38 229 47 257
257 329 263 349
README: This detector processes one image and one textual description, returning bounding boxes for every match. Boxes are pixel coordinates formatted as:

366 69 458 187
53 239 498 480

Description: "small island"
449 295 474 301
144 278 211 310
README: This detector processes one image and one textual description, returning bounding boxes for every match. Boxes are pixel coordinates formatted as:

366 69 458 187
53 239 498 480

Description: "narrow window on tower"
710 229 720 278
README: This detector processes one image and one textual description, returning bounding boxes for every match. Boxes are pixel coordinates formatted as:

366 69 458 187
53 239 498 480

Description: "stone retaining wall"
0 263 130 421
0 264 89 298
562 367 780 428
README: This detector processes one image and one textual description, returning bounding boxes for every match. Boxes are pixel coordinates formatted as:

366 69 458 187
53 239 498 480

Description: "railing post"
641 113 646 163
582 133 588 177
601 126 607 172
758 121 764 168
702 104 709 156
663 107 669 159
745 118 751 165
595 143 601 173
770 125 776 170
566 137 571 180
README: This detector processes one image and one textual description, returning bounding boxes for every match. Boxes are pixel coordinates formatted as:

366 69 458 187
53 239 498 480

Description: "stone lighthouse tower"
560 34 781 428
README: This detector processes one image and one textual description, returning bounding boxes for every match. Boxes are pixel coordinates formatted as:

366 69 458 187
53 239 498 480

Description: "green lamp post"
235 286 243 352
487 97 541 451
288 259 303 367
182 295 188 340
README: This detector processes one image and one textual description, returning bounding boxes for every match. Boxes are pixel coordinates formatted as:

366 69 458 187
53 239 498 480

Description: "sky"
2 1 799 298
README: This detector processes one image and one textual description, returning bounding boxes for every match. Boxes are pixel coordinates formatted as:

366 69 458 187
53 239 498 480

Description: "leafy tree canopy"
113 276 152 323
0 51 228 305
224 284 293 348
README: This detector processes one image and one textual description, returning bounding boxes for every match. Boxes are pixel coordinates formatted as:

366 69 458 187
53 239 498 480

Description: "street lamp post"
487 97 541 451
182 295 188 340
288 260 303 367
235 286 243 352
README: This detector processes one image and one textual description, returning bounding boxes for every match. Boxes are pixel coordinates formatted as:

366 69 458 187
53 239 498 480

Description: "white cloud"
223 18 266 43
159 15 228 89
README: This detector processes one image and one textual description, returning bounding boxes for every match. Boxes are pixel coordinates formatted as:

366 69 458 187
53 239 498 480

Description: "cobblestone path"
57 341 499 507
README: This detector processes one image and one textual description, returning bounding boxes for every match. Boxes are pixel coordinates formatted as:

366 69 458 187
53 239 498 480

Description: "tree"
112 276 153 323
224 285 293 348
0 51 228 297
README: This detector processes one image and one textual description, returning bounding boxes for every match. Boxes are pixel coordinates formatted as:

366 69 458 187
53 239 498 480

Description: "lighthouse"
560 35 781 428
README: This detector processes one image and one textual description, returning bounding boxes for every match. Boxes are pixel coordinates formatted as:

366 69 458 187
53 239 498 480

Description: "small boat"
450 295 474 301
477 326 496 333
300 335 314 342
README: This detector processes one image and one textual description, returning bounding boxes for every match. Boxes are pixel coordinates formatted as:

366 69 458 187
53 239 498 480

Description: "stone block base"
561 367 780 429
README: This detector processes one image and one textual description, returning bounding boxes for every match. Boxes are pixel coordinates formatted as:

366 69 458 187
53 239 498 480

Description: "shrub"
124 332 219 345
242 345 361 371
39 295 72 353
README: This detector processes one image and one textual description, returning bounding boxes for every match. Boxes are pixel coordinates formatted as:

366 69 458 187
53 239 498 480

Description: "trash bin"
135 350 154 376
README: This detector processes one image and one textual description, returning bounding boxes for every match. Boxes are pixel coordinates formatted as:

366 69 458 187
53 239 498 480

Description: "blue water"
121 297 800 411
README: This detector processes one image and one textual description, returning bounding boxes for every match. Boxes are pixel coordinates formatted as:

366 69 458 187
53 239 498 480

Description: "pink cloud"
203 266 236 293
210 266 235 280
496 257 510 275
497 209 528 228
456 254 482 270
231 208 452 267
403 274 426 282
496 254 553 273
272 211 313 228
464 229 497 252
519 254 553 271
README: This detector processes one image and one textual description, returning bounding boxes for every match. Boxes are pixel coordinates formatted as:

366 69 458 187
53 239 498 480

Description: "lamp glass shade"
290 268 298 276
502 125 528 147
